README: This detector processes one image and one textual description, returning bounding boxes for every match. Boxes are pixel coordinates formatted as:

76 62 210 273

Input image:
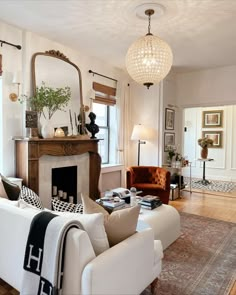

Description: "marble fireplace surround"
15 138 101 207
39 154 88 208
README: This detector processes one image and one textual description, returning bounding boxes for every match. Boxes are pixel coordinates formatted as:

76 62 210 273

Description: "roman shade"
93 82 116 106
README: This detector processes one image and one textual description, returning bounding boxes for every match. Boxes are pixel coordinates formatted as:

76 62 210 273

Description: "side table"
196 158 214 185
163 162 192 199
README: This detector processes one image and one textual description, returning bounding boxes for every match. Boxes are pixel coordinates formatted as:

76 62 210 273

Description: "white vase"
41 120 54 139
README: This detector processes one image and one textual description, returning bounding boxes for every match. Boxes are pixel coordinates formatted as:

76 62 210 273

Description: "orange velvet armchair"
126 166 171 204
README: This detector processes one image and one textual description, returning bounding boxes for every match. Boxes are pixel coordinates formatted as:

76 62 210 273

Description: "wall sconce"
131 124 154 166
9 71 21 102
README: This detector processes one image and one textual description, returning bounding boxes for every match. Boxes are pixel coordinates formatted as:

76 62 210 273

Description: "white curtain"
115 80 131 168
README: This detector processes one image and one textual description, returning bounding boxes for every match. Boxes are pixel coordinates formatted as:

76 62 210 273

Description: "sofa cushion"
18 198 43 214
81 194 140 246
0 174 21 200
0 196 19 206
49 210 109 255
132 167 152 183
52 198 83 214
19 186 44 209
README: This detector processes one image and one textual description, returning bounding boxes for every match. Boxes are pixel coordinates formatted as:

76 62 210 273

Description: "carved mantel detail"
14 138 101 200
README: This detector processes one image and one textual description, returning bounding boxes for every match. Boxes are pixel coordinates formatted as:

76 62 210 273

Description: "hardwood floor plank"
170 190 236 223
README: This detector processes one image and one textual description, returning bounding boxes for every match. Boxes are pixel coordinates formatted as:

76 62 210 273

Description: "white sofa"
0 198 163 295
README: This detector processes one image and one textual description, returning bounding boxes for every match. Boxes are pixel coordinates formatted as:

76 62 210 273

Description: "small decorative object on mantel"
85 112 99 139
198 137 213 159
77 105 90 137
25 110 38 138
54 128 65 137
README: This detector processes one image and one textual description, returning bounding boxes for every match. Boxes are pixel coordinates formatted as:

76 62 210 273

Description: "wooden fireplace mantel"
14 137 101 200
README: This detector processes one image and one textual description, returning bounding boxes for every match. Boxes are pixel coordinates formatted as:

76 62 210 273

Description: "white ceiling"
0 0 236 72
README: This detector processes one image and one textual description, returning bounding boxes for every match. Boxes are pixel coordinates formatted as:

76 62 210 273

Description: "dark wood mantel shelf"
14 137 101 200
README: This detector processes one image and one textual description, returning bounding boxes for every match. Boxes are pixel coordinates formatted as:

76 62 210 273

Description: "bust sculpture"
85 112 99 139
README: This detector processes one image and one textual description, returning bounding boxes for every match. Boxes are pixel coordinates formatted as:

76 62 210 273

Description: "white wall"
0 22 23 175
177 66 236 181
176 66 236 107
0 20 126 176
162 72 180 164
128 82 161 167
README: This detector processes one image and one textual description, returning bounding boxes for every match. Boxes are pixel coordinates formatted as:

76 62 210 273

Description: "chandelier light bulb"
125 9 173 89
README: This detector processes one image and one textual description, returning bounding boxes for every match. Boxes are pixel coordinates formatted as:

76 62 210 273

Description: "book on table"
96 198 126 208
138 195 162 209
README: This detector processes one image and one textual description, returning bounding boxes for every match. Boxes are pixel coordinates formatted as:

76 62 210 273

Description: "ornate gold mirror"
31 50 85 136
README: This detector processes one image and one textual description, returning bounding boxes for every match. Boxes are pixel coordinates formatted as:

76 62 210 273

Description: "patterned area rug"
184 177 236 193
143 212 236 295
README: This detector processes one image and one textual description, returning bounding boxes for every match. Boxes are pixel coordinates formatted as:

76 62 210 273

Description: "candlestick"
69 196 74 203
52 186 57 196
58 190 63 198
63 192 67 200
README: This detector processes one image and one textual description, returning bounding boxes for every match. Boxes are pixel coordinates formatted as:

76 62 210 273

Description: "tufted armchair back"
126 166 171 204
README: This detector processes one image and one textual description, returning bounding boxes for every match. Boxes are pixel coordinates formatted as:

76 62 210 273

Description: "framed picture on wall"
202 110 223 128
202 131 223 148
164 132 175 151
165 108 175 130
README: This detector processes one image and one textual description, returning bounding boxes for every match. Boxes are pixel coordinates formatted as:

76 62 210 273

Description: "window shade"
0 55 2 76
93 82 116 106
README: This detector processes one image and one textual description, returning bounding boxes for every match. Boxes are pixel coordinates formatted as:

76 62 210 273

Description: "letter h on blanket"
22 211 84 295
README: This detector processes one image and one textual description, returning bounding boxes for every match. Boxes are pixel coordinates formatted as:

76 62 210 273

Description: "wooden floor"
170 189 236 223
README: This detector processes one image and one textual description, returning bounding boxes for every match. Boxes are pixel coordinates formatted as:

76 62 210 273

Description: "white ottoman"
137 204 181 250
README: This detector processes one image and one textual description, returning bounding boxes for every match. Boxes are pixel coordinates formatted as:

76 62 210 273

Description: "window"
92 82 117 164
93 103 110 163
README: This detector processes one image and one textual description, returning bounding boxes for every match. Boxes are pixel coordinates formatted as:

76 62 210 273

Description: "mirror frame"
31 50 85 134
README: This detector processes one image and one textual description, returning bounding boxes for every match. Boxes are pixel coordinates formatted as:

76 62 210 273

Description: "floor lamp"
131 124 150 166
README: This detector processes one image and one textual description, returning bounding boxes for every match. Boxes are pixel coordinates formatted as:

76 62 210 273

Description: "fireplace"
39 154 89 208
52 166 77 203
15 138 101 208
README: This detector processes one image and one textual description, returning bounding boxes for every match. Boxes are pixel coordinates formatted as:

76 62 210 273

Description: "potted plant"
166 145 176 166
20 82 71 138
198 137 213 159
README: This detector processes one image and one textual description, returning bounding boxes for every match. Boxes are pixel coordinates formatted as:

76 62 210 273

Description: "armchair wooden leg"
150 277 159 294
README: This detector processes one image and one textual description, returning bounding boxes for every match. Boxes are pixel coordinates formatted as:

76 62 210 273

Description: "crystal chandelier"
125 9 173 89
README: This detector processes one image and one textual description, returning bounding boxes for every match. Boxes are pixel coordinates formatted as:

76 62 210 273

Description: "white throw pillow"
18 198 42 213
47 209 109 255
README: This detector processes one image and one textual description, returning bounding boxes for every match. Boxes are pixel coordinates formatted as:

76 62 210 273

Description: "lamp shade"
131 124 152 141
12 71 22 84
125 34 173 88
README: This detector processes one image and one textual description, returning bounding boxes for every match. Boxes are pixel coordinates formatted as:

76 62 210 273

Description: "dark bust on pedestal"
86 112 99 139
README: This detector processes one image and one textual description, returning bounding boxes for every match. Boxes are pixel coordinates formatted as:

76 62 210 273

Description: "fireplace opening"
52 166 77 204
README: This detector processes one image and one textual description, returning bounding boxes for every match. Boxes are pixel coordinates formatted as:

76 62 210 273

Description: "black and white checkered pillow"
19 186 44 209
52 198 83 214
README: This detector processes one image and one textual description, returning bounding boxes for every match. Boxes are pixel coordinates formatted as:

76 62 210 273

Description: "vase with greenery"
198 137 213 159
20 82 71 138
166 145 176 166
